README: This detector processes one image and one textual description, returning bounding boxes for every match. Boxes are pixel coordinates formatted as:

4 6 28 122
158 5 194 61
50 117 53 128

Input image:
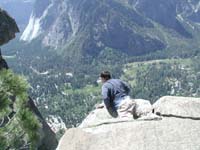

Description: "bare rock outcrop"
153 96 200 119
0 8 19 45
57 96 200 150
0 8 19 69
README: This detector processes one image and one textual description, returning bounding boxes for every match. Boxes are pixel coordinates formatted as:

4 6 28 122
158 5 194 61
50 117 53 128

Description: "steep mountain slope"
21 0 200 58
21 0 165 57
133 0 193 38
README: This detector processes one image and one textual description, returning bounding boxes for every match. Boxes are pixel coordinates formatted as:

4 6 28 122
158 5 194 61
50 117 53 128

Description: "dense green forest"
3 37 200 130
3 42 127 128
122 57 200 103
39 85 101 128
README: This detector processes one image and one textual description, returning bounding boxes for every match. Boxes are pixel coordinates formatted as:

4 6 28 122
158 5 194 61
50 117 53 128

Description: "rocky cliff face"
0 8 18 69
132 0 200 38
21 0 200 57
57 96 200 150
0 0 34 30
20 0 164 56
0 8 58 150
0 8 19 45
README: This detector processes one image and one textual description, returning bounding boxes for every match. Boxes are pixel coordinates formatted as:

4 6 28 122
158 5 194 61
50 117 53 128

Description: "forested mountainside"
21 0 200 57
2 0 200 132
0 8 57 149
122 58 200 103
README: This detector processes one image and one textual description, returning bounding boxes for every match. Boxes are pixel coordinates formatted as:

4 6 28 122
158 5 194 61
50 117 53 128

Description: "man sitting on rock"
98 71 137 119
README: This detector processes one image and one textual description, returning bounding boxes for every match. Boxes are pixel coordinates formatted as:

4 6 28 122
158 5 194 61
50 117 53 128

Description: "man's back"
102 79 130 108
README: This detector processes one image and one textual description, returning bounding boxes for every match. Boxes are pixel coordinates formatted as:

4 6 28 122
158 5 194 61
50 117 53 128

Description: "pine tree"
0 69 41 149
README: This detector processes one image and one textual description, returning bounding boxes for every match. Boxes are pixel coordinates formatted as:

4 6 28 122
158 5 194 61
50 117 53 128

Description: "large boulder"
57 96 200 150
153 96 200 119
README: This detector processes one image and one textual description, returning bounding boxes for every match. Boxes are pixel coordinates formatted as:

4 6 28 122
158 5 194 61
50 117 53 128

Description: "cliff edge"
57 96 200 150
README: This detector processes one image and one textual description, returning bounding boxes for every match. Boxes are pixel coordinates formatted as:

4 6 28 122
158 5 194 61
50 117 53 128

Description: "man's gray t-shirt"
102 79 130 109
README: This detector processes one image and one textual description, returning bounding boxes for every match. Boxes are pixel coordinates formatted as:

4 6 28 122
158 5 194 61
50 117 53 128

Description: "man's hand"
95 103 104 109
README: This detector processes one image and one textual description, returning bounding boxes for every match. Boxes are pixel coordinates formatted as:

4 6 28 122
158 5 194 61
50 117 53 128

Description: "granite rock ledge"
57 96 200 150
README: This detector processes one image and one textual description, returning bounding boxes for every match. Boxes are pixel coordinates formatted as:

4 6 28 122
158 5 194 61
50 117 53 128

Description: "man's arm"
102 84 118 118
102 84 112 108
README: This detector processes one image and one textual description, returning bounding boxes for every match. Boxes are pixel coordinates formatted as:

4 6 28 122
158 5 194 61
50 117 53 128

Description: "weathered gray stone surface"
153 96 200 118
57 96 200 150
79 99 158 128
